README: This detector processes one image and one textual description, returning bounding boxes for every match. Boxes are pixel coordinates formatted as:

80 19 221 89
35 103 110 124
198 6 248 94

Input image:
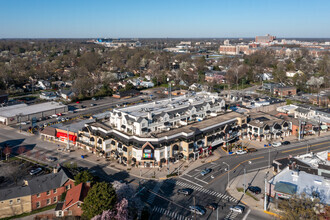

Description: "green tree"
279 193 320 220
82 182 117 219
74 170 95 186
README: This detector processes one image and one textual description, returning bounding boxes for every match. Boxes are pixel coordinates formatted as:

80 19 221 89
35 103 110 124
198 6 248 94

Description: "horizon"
1 0 330 38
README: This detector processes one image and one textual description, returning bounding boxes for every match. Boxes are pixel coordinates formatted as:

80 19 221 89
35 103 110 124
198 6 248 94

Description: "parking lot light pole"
223 162 230 186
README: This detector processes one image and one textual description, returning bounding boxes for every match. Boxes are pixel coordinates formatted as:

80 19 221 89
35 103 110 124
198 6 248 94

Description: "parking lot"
0 159 49 188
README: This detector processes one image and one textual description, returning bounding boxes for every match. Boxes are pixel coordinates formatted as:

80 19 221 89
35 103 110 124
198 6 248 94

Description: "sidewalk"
61 146 224 180
240 131 329 149
227 167 279 218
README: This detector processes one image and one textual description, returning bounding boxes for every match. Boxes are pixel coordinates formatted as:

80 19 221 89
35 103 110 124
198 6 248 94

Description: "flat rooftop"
156 112 242 138
114 92 221 118
0 102 66 118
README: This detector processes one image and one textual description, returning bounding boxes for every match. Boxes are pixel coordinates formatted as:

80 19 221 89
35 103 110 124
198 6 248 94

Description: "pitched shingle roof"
28 167 74 195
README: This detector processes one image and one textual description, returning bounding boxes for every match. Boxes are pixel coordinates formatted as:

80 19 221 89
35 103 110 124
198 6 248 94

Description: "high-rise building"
255 34 276 43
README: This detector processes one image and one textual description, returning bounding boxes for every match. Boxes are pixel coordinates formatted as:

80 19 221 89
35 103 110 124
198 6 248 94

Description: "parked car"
248 186 261 194
90 103 96 106
201 168 212 176
177 188 193 196
76 101 80 104
272 142 282 147
51 114 58 118
46 156 57 162
189 205 206 215
247 148 258 152
92 97 97 101
29 167 42 175
236 150 247 155
230 205 245 214
206 203 218 210
282 141 291 145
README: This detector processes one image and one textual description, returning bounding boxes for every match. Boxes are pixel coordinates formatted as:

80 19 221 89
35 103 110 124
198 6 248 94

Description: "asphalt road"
0 124 329 220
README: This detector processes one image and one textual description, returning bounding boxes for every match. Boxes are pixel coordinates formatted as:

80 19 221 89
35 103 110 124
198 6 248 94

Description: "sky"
1 0 330 38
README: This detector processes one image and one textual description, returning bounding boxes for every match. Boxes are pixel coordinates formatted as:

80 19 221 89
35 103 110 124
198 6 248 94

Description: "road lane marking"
179 176 204 187
193 177 209 184
242 208 251 220
281 141 330 153
208 156 264 185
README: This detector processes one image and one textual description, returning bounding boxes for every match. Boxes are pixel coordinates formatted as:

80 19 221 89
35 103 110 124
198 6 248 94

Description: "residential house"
40 92 58 101
258 73 273 81
55 182 91 217
37 80 51 90
205 71 226 83
60 89 76 101
189 83 202 91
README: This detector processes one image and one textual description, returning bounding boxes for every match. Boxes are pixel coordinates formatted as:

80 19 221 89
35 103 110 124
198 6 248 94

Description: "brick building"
255 34 276 43
273 86 297 97
55 182 91 217
30 168 74 210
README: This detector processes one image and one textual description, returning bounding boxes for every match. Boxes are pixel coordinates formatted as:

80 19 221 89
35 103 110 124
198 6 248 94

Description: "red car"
76 101 80 104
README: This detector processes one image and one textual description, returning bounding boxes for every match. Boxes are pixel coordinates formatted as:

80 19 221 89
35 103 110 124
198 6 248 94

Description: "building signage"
143 153 153 158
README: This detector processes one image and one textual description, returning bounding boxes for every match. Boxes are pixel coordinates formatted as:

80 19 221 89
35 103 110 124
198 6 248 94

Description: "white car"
272 142 282 147
29 167 42 175
230 205 245 214
236 150 247 155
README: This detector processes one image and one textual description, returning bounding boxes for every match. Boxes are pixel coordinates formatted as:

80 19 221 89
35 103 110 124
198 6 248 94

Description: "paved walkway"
227 167 279 218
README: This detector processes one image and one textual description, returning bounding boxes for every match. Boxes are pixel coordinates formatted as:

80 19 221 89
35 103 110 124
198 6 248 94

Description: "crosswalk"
147 182 163 204
152 206 192 220
165 179 238 203
224 210 239 220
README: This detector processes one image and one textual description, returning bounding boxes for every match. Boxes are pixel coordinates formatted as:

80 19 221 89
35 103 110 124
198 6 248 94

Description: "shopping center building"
77 92 247 167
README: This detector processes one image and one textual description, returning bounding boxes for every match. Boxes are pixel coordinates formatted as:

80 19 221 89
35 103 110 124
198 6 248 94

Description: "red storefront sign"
56 132 77 142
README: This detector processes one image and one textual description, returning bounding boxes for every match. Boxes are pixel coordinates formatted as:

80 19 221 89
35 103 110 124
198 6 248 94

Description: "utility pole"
318 116 321 136
264 172 269 211
217 207 219 220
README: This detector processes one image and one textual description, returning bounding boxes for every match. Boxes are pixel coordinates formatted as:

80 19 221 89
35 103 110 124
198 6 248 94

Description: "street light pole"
264 172 269 211
244 167 246 194
268 148 270 168
223 162 230 187
217 207 218 220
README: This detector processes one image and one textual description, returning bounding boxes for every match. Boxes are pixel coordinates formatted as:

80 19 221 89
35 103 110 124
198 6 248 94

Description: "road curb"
264 210 281 218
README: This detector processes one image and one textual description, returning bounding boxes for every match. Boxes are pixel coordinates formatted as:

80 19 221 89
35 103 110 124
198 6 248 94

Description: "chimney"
53 167 58 173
